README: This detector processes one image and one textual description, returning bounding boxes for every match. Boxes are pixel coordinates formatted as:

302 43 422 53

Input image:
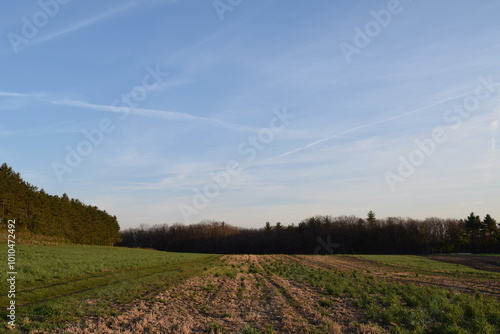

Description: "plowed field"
60 254 500 334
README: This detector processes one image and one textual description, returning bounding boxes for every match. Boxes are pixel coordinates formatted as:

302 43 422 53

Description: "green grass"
264 257 500 333
0 244 210 288
356 255 498 275
0 244 220 332
2 248 498 333
241 324 276 334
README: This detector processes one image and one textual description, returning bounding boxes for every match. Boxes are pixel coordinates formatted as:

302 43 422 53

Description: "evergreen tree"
465 212 483 231
0 163 121 245
484 214 498 233
367 210 376 224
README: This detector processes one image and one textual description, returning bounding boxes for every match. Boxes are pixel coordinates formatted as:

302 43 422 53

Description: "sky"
1 0 499 230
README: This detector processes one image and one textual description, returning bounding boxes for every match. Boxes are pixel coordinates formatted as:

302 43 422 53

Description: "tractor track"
284 255 500 299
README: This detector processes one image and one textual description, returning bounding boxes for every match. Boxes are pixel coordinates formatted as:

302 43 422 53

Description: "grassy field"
275 255 500 333
0 244 219 333
356 255 495 274
2 245 213 288
1 247 499 333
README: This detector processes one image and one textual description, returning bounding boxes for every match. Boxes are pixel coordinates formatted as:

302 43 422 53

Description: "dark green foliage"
465 212 483 231
366 210 376 224
0 163 121 245
484 214 498 233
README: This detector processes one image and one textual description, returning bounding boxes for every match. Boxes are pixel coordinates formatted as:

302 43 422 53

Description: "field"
426 255 500 273
0 245 218 333
1 246 499 333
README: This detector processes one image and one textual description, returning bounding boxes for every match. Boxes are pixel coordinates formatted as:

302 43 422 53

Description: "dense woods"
1 162 498 254
0 163 121 245
120 212 499 254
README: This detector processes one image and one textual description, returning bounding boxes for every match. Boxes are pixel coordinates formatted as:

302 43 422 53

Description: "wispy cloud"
271 91 473 160
0 89 259 132
52 99 258 132
0 129 14 136
54 99 205 120
491 114 499 153
0 91 44 98
32 0 148 46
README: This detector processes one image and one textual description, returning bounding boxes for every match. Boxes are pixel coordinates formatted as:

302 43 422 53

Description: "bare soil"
426 255 500 273
290 255 500 299
59 254 500 333
61 255 385 333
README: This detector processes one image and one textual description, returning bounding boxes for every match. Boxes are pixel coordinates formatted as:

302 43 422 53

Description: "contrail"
32 0 148 46
53 99 205 121
271 91 473 160
1 90 258 132
52 99 258 132
0 91 44 98
491 116 499 153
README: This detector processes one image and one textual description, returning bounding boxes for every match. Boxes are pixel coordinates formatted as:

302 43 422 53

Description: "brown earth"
289 255 500 299
61 255 385 334
426 255 500 273
59 254 500 333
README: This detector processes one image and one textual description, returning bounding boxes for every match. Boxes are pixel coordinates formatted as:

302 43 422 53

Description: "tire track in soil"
61 255 294 333
61 255 386 333
249 255 327 332
227 254 323 332
251 255 384 333
287 255 500 299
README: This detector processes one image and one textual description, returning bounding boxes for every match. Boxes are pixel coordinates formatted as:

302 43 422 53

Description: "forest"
1 162 498 253
119 212 499 254
0 163 121 245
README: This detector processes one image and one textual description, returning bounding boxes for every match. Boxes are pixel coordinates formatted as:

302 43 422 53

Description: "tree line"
0 163 121 245
119 211 499 254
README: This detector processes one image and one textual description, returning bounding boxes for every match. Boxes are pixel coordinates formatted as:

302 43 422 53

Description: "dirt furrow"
289 255 500 299
255 255 385 333
62 255 389 333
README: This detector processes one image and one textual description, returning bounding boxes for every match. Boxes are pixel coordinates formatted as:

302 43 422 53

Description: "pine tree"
367 210 376 224
484 214 498 233
0 163 121 245
465 212 483 231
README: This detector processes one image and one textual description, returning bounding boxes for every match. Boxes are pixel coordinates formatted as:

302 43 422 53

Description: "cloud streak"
490 113 499 153
52 99 258 132
1 89 259 132
32 0 148 46
0 91 44 98
271 90 473 160
0 130 14 136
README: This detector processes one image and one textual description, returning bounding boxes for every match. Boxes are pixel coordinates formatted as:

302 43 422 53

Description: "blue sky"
1 0 499 229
